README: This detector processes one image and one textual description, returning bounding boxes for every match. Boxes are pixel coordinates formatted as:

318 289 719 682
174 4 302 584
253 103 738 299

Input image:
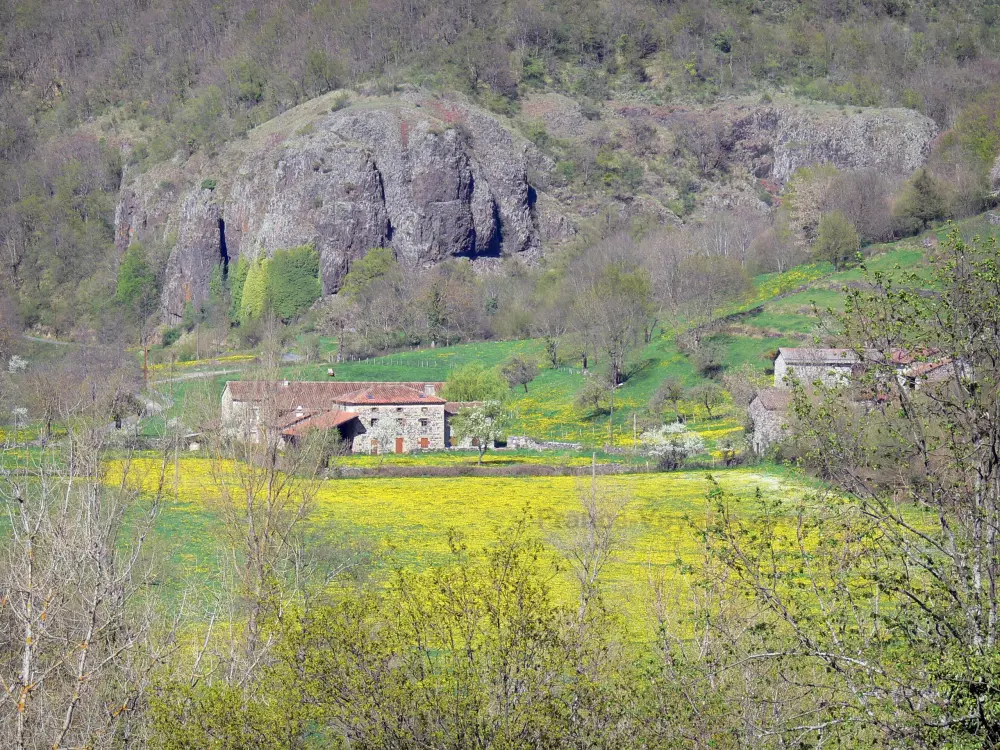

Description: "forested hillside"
4 0 1000 335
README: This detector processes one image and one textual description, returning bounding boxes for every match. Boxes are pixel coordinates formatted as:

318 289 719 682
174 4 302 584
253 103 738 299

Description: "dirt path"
150 368 244 385
21 334 75 346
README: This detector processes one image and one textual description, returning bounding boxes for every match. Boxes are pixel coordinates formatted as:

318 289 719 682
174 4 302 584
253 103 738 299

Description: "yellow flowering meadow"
751 263 831 303
337 452 594 468
110 457 817 616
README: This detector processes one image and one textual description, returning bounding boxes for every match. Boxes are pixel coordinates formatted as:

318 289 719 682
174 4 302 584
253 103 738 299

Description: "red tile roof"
908 358 954 380
281 410 358 437
274 410 316 430
444 401 482 415
336 384 446 405
226 380 445 408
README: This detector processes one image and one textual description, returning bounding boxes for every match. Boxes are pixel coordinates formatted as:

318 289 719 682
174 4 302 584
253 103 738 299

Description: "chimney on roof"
424 383 435 396
281 380 289 388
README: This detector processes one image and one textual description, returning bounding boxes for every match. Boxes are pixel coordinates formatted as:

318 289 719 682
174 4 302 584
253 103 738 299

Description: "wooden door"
395 437 404 454
419 437 429 449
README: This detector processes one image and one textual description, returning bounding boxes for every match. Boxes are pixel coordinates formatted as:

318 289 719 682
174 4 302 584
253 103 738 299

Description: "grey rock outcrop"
116 92 560 321
990 154 1000 196
633 100 936 184
737 105 937 182
115 90 937 324
162 189 224 317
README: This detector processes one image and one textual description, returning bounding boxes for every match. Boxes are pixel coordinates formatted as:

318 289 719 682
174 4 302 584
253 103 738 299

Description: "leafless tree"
201 365 329 685
676 113 733 176
568 232 660 373
556 469 631 624
316 294 358 363
0 287 19 365
0 388 174 748
749 225 805 274
823 169 899 245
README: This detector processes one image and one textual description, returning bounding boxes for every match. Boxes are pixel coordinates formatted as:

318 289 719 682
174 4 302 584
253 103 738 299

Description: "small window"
421 406 428 414
396 406 403 413
419 418 429 429
370 418 378 426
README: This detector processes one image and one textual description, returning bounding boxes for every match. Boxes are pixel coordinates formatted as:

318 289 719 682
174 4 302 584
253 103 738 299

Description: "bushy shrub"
329 92 350 112
161 327 182 347
267 244 321 321
175 339 197 362
233 245 321 323
443 362 509 402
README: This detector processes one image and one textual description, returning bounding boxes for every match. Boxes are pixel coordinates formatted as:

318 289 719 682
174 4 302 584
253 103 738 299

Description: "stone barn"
748 388 793 455
773 348 860 388
221 380 480 453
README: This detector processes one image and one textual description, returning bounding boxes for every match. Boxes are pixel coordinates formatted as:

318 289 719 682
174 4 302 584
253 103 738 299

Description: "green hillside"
143 217 994 455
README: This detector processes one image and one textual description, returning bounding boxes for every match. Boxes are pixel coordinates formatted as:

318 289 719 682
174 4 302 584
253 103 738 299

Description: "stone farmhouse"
749 347 961 454
221 380 482 454
772 347 861 388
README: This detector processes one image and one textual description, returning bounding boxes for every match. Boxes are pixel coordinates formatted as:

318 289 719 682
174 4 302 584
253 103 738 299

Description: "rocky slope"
114 90 937 322
116 91 565 322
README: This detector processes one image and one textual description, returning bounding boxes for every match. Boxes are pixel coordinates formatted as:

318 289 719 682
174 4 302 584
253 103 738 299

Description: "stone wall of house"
748 399 790 454
221 391 261 442
774 357 853 388
451 435 496 450
348 403 447 454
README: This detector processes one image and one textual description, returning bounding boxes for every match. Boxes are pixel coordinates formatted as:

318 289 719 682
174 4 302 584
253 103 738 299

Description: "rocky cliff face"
613 99 936 185
116 92 557 322
115 91 936 322
728 104 936 183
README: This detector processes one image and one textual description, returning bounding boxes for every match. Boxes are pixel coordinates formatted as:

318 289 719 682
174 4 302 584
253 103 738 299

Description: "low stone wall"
506 436 583 451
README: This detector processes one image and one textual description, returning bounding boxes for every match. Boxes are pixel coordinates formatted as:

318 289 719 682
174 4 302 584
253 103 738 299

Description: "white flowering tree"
641 422 706 470
7 354 28 374
366 418 401 458
450 400 510 464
